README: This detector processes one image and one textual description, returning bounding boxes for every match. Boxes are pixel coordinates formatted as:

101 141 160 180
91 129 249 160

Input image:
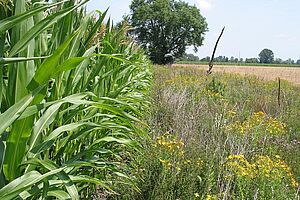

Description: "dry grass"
174 64 300 84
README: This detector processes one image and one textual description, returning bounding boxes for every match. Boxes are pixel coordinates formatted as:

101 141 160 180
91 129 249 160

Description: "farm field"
1 1 300 199
0 1 152 199
174 64 300 84
115 66 300 199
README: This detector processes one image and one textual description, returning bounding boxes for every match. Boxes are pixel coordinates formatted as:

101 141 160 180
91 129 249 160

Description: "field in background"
174 64 300 84
176 61 300 68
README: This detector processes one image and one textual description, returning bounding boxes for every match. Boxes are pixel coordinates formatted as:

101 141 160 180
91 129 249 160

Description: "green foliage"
0 0 151 198
175 60 300 68
129 0 208 64
245 57 259 63
177 53 200 62
259 48 274 64
206 77 226 96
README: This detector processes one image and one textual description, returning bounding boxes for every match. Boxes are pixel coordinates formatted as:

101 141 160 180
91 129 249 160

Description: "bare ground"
173 64 300 85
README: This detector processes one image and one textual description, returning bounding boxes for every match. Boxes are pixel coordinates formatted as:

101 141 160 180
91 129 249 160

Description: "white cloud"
275 34 297 42
197 0 214 10
275 33 287 39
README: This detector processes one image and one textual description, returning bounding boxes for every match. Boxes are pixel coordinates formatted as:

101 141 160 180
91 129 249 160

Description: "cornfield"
0 0 151 199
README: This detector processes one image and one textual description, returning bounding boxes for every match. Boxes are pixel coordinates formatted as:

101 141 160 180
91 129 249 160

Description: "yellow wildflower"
206 194 217 200
194 192 200 198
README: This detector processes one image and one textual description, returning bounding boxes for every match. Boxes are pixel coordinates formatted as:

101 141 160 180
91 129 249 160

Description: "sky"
87 0 300 60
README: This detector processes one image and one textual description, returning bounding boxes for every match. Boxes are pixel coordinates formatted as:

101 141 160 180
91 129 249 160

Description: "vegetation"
1 0 300 199
175 60 300 68
113 66 300 199
178 49 300 66
129 0 208 65
259 48 274 64
0 0 151 199
177 53 200 62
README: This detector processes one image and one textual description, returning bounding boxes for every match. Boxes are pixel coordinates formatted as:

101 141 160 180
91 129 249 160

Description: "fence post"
277 77 281 107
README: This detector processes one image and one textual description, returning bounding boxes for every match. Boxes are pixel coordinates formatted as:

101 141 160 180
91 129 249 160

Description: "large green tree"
259 48 274 64
129 0 208 64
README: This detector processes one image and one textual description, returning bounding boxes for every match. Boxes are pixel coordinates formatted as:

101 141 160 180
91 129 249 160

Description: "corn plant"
0 0 151 199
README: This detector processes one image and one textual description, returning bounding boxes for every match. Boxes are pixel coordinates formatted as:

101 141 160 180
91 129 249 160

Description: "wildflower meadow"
113 66 300 200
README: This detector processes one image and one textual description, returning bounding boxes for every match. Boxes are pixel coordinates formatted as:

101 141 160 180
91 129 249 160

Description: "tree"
230 56 235 62
129 0 208 64
201 56 210 62
182 53 200 61
259 48 274 63
176 53 200 63
274 58 283 64
245 58 259 63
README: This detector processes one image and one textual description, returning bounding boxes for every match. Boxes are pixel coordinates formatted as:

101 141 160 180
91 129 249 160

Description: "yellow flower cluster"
156 134 184 151
226 155 257 178
226 111 286 136
156 133 185 172
206 194 217 200
226 154 298 188
164 75 205 87
194 192 200 198
256 155 298 188
155 133 204 173
159 159 173 170
194 193 217 199
196 158 204 167
205 90 222 98
265 117 286 135
227 110 237 117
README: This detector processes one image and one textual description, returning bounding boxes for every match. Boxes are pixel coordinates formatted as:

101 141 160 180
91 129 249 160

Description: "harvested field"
174 64 300 84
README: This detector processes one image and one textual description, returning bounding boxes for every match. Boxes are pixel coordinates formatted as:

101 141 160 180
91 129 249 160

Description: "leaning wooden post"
277 77 281 107
207 26 225 75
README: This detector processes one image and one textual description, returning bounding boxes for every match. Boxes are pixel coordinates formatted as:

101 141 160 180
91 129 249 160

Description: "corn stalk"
0 0 151 199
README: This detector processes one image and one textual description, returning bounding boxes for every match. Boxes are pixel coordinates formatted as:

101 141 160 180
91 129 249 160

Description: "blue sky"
87 0 300 60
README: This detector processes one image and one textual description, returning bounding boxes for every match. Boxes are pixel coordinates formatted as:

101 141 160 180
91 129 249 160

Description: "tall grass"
0 0 151 199
118 66 300 199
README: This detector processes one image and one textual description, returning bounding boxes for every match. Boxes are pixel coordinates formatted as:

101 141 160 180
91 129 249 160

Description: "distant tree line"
178 49 300 65
177 53 201 62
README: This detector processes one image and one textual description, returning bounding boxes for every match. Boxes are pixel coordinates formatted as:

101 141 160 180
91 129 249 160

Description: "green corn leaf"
0 57 48 64
9 6 77 56
72 45 97 88
53 57 87 76
27 32 78 91
47 190 71 199
0 2 64 33
93 53 128 63
28 102 64 154
23 159 79 200
0 137 5 188
0 87 42 137
69 175 112 191
19 93 92 120
30 122 97 155
0 168 65 200
91 136 132 148
18 101 56 120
